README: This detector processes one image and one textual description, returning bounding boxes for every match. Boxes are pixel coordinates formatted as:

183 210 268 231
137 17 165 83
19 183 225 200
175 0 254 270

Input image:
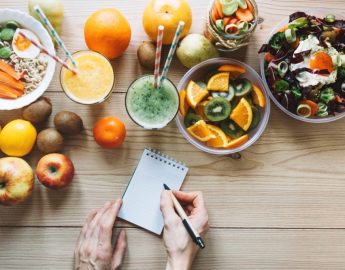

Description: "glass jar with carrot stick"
205 0 259 51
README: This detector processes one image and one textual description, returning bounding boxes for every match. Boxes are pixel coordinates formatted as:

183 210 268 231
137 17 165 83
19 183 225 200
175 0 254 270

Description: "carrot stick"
211 5 219 23
279 25 288 33
0 60 23 80
214 0 224 19
236 8 254 22
0 83 22 99
0 71 25 91
223 17 233 26
246 0 254 14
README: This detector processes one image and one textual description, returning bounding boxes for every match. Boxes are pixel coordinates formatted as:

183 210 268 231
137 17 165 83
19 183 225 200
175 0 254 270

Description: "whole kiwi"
21 97 52 123
37 128 64 154
54 111 83 136
137 41 156 70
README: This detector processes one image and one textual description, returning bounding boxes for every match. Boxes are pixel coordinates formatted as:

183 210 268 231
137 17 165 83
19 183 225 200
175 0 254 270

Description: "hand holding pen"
160 189 209 270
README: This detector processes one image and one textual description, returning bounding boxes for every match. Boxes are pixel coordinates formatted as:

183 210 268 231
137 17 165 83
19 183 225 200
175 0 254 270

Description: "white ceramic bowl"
260 9 345 123
176 58 271 155
0 9 56 110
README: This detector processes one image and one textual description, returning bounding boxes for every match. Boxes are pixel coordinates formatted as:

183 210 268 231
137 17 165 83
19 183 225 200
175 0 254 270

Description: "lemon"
0 119 37 157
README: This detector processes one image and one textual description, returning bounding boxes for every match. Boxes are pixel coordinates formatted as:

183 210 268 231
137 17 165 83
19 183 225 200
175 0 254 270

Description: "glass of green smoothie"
125 75 180 129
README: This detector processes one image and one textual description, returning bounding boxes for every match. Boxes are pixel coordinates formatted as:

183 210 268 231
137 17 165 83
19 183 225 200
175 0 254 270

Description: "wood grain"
1 0 345 269
1 227 345 270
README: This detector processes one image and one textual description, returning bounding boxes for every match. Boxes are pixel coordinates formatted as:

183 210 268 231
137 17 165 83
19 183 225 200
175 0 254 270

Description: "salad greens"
259 11 345 118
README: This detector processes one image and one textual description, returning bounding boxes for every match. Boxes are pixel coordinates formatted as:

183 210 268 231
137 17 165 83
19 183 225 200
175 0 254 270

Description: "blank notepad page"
118 149 188 235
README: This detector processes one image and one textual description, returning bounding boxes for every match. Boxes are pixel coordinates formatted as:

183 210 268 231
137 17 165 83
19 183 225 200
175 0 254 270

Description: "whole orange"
93 117 126 149
84 8 131 59
143 0 192 45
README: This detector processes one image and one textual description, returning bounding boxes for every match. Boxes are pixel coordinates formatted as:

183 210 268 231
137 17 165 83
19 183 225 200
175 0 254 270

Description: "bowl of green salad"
259 10 345 123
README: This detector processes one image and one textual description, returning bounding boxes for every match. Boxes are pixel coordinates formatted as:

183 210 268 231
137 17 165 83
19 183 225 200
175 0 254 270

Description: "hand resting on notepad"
74 191 209 270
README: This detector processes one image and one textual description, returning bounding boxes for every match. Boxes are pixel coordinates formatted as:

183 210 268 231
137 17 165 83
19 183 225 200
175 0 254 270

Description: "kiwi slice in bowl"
220 119 244 139
211 83 235 101
249 106 261 130
184 110 202 127
234 78 253 97
204 97 231 122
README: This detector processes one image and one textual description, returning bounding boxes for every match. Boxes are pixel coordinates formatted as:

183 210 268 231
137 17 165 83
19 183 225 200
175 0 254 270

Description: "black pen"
163 184 205 249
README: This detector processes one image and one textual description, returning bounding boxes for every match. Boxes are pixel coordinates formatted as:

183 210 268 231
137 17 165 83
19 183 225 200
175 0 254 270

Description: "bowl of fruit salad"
176 58 270 155
259 10 345 123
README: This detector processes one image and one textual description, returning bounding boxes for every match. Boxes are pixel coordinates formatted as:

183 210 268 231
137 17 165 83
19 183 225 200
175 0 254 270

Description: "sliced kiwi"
220 119 244 139
184 111 202 127
211 83 235 101
234 78 253 97
196 81 207 90
204 97 231 122
249 106 261 130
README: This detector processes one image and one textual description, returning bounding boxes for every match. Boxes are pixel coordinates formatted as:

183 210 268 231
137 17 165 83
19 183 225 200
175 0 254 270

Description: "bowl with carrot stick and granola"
0 9 55 110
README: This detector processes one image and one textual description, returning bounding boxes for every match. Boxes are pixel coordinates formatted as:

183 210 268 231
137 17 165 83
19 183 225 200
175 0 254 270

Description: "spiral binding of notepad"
146 148 186 171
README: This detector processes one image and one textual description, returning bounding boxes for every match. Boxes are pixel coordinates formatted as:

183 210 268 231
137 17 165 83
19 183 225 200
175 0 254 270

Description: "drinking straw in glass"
34 4 77 68
159 21 185 87
153 25 164 89
18 31 78 75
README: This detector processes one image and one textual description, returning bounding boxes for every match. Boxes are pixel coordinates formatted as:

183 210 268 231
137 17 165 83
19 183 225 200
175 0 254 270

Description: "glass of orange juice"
60 50 115 104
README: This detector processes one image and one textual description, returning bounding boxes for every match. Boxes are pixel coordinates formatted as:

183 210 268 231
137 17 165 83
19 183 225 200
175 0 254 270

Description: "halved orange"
195 100 208 119
207 72 229 92
225 134 249 149
252 84 266 108
187 120 215 142
179 90 189 116
206 124 228 148
230 98 253 131
186 81 209 108
218 65 246 80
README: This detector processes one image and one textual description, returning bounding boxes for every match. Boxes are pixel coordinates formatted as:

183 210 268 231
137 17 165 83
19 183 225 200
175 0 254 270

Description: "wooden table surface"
1 0 345 269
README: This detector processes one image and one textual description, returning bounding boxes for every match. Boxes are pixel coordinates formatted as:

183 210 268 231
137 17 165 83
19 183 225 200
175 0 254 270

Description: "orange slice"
195 100 208 119
187 120 216 142
251 84 266 108
179 90 189 116
186 81 209 108
207 72 229 92
206 124 228 148
225 134 249 149
218 65 246 80
230 98 253 131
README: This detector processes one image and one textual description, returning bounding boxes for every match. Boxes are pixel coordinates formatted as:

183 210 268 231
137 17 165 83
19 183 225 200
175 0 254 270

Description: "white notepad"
118 149 188 235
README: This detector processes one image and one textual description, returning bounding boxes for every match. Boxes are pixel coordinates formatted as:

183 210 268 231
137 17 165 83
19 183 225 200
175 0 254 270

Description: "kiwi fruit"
37 128 64 154
249 106 261 130
21 97 52 124
212 83 235 101
204 97 231 122
220 119 244 139
137 41 156 70
234 78 253 97
54 111 83 136
184 111 202 127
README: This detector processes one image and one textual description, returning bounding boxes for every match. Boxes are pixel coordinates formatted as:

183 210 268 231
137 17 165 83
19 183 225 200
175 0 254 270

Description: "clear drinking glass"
60 50 115 105
125 75 180 129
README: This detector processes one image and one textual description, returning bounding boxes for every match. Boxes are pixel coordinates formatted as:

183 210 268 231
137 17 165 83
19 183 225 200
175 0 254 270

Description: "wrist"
166 257 193 270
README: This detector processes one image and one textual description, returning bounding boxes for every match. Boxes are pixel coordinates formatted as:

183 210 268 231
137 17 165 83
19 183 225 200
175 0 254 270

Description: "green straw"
159 21 185 87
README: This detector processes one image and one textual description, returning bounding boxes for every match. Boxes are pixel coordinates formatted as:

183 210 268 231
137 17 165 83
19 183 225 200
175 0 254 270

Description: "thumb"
112 230 127 270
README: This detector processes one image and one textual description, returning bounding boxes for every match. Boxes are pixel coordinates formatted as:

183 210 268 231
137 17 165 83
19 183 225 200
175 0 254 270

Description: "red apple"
0 157 34 206
36 153 75 190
